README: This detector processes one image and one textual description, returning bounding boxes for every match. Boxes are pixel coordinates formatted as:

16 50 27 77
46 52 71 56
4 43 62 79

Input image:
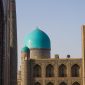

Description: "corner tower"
24 28 51 59
82 25 85 85
21 47 30 85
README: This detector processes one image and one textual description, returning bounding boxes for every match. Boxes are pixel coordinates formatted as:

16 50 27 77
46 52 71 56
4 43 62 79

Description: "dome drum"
30 48 50 59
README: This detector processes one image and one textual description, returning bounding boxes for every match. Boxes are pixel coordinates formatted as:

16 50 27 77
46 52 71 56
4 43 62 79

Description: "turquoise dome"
21 46 29 53
24 28 51 49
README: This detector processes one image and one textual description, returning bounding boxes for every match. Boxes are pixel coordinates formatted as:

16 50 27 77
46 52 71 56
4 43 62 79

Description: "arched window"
47 82 54 85
72 82 80 85
33 64 41 77
46 64 54 77
35 82 41 85
60 82 67 85
59 64 67 77
71 64 80 77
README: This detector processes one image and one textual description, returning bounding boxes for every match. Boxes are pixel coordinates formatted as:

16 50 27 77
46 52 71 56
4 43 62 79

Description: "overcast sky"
16 0 85 67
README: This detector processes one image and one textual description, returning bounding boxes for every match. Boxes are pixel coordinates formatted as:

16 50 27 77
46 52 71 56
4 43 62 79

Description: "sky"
16 0 85 67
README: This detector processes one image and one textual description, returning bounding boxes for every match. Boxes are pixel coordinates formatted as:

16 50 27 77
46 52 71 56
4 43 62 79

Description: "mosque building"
18 25 85 85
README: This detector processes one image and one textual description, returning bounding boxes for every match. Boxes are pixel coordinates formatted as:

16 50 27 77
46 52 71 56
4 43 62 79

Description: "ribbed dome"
21 46 29 53
24 28 51 49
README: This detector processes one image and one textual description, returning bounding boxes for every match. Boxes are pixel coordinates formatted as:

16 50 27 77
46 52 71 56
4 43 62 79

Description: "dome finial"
36 26 40 30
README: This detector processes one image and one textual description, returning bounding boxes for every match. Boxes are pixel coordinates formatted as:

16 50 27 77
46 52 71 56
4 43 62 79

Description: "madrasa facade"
18 25 85 85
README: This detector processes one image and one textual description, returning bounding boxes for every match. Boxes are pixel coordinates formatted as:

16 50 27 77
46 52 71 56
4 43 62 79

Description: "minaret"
21 47 30 85
9 0 17 85
0 0 17 85
82 25 85 85
0 0 4 84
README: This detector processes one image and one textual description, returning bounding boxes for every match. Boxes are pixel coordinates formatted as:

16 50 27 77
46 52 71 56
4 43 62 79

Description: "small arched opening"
59 64 67 77
72 82 80 85
47 82 54 85
34 82 41 85
33 64 41 77
59 82 67 85
71 64 80 77
46 64 54 77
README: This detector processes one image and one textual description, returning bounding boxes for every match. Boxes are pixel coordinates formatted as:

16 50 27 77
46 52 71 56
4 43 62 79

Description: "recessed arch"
33 64 41 77
47 82 54 85
34 82 41 85
46 64 54 77
71 64 80 77
59 64 67 77
59 82 67 85
72 82 80 85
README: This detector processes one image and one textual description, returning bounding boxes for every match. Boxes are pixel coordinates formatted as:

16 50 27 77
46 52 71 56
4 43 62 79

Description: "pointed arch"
46 64 54 77
72 82 80 85
33 64 41 77
59 82 67 85
59 64 67 77
71 64 80 77
47 82 54 85
34 82 41 85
